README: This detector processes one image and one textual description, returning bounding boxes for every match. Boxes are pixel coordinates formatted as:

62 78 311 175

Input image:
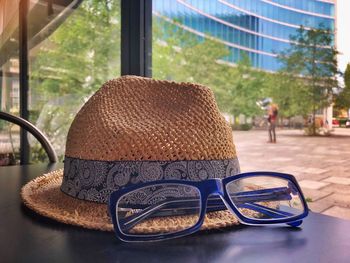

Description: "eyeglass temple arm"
229 186 292 205
118 199 202 232
238 202 303 227
118 186 292 232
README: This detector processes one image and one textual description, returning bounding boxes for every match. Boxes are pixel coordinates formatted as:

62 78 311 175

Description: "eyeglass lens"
116 183 201 236
226 176 305 220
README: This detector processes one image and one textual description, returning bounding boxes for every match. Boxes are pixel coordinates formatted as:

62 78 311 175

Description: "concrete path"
234 128 350 220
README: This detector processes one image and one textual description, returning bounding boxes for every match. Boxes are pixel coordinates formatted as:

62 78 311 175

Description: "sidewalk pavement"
234 128 350 221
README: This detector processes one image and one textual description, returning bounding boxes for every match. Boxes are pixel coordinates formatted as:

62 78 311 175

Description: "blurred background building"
153 0 335 72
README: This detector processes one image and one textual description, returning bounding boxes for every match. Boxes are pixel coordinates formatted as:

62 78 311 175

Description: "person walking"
268 104 278 143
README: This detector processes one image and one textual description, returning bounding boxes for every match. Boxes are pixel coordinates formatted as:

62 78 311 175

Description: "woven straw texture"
65 75 236 161
21 171 241 232
21 76 241 233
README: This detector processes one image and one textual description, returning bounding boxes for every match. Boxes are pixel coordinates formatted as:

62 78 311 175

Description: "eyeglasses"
108 171 309 242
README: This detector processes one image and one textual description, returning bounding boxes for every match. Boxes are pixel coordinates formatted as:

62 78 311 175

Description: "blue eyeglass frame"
108 171 309 242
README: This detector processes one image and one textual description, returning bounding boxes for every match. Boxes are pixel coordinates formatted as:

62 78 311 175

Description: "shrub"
231 123 253 131
240 123 253 131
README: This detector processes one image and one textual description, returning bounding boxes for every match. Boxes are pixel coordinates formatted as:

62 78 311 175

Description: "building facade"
153 0 336 72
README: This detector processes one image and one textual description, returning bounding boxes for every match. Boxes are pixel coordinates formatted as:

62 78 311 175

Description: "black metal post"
19 0 30 164
121 0 152 77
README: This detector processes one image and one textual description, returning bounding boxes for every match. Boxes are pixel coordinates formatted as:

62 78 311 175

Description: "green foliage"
153 18 264 119
231 123 253 131
153 18 229 85
305 197 313 203
31 10 280 163
30 144 49 163
31 0 121 100
29 0 121 162
29 5 343 165
264 72 310 118
277 25 339 135
34 6 345 161
335 63 350 116
304 122 321 136
345 64 350 89
222 53 265 118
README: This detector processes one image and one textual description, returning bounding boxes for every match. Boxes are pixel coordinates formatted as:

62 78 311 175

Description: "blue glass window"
153 0 335 72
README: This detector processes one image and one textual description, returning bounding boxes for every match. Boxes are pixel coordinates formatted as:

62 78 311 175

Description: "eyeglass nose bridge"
202 178 224 196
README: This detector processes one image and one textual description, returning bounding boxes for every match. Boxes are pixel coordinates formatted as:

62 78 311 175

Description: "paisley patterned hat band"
21 76 241 232
61 156 240 203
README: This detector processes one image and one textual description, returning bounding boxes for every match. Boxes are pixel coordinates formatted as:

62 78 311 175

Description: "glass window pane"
27 0 121 162
0 0 20 164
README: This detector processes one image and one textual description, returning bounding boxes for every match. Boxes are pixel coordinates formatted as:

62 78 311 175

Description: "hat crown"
22 76 241 232
65 76 236 161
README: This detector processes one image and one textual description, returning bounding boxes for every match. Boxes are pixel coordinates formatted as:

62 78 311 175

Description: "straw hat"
21 75 241 232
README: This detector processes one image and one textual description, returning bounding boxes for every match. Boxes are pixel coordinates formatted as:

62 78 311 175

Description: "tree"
277 25 339 135
265 71 310 118
153 18 230 89
335 63 350 117
31 0 120 100
31 8 265 161
153 18 264 122
223 53 265 120
30 0 121 160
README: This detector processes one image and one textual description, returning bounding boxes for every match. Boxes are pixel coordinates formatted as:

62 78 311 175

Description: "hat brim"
21 170 241 233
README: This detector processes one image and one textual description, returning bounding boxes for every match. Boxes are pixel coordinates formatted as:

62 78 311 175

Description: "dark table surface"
1 164 350 263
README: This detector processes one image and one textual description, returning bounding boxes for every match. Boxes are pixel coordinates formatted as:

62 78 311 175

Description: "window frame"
17 0 153 164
